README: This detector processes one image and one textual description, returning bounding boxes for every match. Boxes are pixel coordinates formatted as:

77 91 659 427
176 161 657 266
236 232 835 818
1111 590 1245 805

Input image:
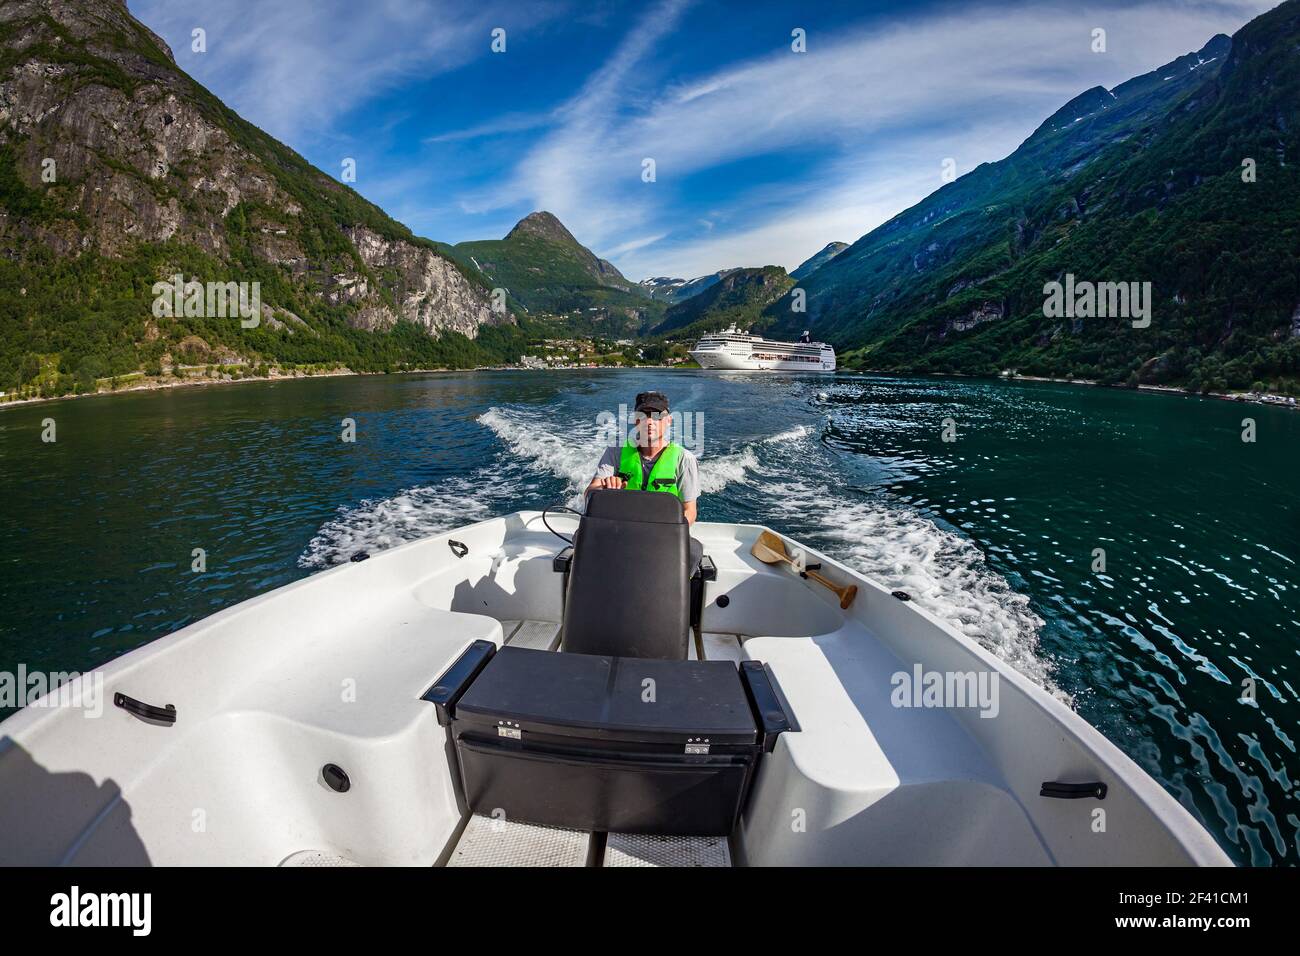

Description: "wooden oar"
751 530 858 609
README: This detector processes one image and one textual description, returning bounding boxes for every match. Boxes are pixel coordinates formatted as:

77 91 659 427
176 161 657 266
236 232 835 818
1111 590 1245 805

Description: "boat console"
427 643 790 835
424 489 794 837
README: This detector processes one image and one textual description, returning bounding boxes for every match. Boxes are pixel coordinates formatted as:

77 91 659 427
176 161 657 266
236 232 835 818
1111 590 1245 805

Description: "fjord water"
1 371 1296 865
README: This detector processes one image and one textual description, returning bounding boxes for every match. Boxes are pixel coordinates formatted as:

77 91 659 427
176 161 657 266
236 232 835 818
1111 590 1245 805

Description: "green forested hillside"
444 212 663 327
0 236 527 397
653 266 794 339
772 7 1300 394
0 0 516 400
790 242 848 280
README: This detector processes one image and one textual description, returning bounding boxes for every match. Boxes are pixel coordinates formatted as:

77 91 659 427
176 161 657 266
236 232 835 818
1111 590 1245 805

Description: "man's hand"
588 475 626 492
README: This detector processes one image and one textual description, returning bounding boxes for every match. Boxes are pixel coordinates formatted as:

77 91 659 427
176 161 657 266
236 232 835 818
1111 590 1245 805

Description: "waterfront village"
517 338 691 369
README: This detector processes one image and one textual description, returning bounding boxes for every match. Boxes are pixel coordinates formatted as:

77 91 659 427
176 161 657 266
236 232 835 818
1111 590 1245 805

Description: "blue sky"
129 0 1275 280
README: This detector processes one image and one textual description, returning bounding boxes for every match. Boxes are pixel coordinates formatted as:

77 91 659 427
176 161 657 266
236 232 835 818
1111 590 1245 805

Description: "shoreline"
0 366 383 412
4 361 1296 414
1004 372 1298 410
846 366 1298 411
0 362 689 413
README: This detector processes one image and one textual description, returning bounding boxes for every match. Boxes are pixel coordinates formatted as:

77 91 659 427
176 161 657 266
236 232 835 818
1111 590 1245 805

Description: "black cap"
634 391 670 414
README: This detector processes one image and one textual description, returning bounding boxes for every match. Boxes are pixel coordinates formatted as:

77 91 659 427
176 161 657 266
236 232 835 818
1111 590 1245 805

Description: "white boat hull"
0 514 1231 867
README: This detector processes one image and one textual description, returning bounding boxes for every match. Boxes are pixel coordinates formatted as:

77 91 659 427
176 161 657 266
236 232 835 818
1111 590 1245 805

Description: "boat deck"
445 815 732 868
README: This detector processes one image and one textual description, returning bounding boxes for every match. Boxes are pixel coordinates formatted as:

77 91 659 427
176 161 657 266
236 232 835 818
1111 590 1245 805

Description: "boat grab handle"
1040 781 1107 800
114 692 177 726
448 539 469 558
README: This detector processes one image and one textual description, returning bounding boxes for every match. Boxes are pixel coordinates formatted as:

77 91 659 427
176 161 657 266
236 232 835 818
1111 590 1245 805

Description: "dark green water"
1 370 1296 865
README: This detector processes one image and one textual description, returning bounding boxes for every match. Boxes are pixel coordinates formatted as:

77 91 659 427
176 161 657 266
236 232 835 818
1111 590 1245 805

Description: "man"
586 391 705 648
587 390 700 525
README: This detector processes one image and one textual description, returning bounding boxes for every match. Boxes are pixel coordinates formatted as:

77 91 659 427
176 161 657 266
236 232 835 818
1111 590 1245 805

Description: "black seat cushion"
560 489 690 660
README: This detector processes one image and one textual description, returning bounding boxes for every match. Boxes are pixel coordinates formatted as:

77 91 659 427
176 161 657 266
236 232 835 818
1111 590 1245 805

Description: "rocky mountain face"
446 210 660 322
653 265 794 337
790 241 847 280
0 0 505 392
344 227 490 337
767 4 1300 393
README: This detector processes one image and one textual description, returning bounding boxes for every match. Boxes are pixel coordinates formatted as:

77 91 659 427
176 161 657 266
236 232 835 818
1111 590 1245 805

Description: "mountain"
771 4 1300 394
638 270 733 304
0 0 516 397
652 266 794 338
790 241 848 280
445 211 661 330
638 276 688 300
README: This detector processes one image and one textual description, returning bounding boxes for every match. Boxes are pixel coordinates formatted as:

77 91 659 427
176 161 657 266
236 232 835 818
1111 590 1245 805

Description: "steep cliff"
0 0 505 394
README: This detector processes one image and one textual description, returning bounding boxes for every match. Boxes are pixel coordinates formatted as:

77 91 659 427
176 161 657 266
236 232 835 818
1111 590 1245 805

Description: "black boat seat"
559 488 690 660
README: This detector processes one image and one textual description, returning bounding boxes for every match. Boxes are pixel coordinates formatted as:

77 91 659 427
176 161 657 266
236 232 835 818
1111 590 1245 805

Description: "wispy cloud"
482 0 1276 277
129 0 567 144
482 0 695 225
602 232 671 258
128 0 1278 279
423 112 555 144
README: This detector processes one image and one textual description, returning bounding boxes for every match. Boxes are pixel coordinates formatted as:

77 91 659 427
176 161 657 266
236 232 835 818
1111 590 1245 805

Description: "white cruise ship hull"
690 347 835 372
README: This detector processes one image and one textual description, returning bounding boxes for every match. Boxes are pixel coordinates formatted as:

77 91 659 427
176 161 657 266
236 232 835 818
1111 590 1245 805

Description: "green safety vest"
617 441 683 498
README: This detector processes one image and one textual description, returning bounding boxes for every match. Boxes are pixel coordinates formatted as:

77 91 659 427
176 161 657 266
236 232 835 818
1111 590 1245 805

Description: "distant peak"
505 211 578 244
791 241 850 280
1200 33 1231 56
1038 85 1114 132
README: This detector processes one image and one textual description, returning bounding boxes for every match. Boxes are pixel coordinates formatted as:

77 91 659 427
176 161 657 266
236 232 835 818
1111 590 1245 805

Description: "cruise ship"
689 324 835 372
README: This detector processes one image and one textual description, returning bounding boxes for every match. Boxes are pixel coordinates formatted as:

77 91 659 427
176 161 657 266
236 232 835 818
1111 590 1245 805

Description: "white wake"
298 405 1055 693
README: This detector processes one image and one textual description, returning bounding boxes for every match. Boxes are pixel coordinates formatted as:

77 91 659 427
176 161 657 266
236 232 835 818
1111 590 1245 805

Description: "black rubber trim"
422 639 496 726
739 660 796 752
114 692 176 725
1040 781 1108 800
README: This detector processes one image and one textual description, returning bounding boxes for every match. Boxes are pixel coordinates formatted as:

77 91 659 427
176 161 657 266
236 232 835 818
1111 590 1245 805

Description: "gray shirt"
592 443 700 503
